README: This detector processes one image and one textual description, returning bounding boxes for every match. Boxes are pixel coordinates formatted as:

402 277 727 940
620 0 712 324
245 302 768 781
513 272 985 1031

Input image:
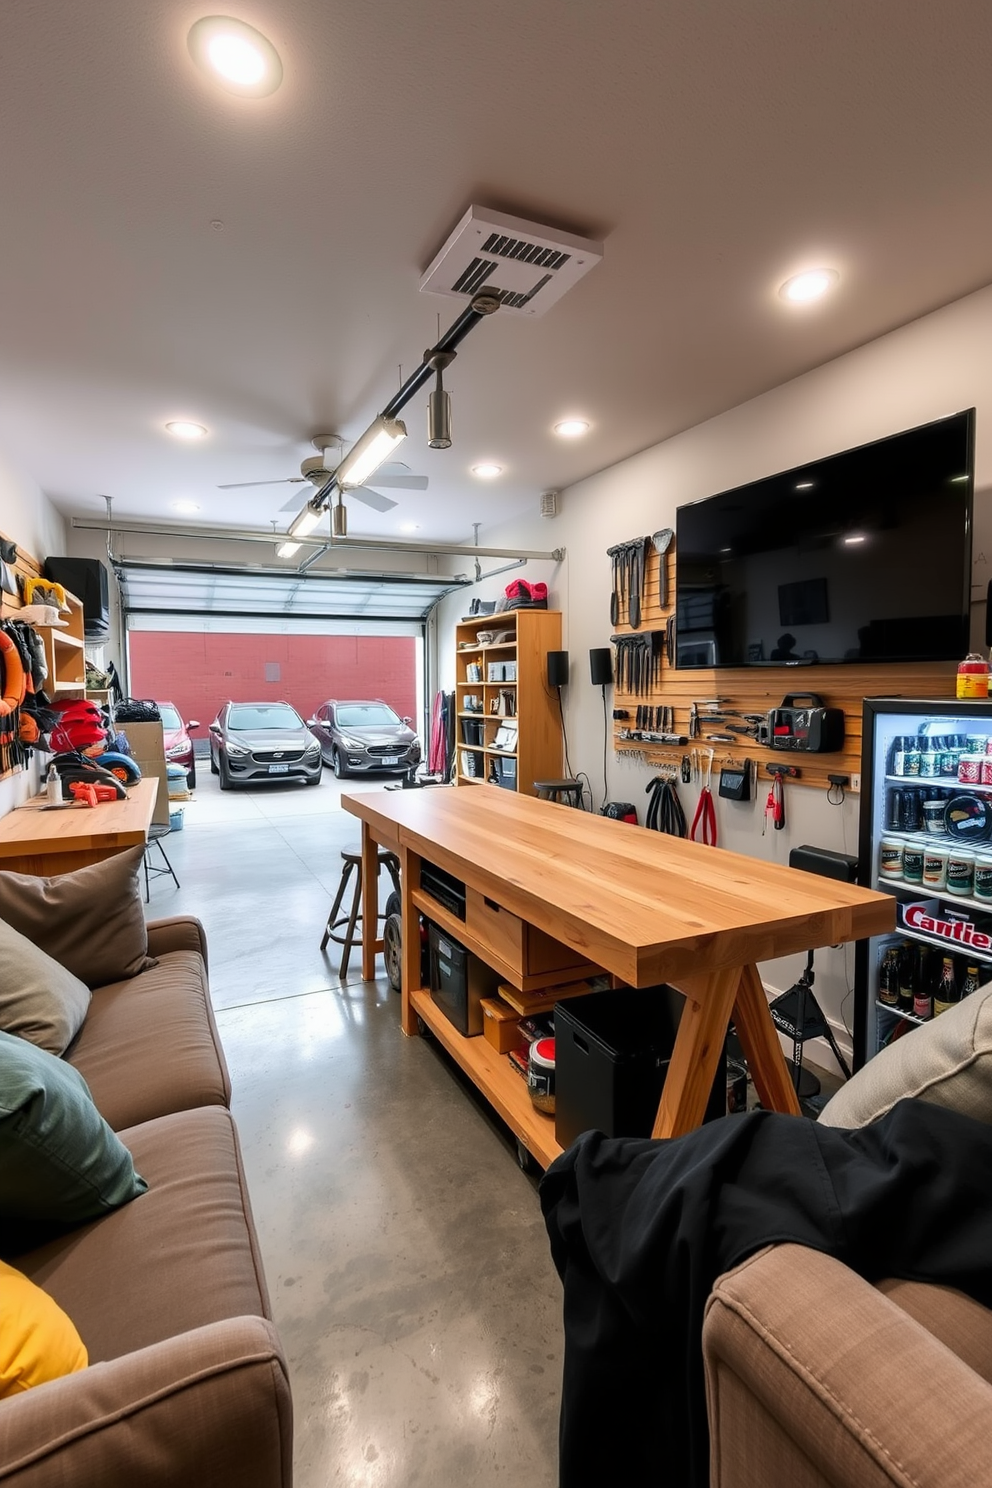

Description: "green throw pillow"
0 1030 147 1237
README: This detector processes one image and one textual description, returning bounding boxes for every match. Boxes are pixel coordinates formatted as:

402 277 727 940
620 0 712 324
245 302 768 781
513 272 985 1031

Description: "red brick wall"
127 632 418 732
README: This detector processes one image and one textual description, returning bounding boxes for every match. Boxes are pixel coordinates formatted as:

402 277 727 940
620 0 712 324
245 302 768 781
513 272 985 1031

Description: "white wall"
436 280 992 1068
0 453 67 815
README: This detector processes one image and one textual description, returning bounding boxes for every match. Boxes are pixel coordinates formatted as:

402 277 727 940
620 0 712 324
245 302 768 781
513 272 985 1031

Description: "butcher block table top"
0 777 158 877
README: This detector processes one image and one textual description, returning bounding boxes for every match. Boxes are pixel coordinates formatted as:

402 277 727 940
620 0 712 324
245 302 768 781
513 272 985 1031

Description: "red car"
157 701 200 789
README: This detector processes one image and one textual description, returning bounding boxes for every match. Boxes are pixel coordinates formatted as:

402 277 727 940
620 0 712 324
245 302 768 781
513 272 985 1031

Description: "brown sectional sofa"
1 917 292 1488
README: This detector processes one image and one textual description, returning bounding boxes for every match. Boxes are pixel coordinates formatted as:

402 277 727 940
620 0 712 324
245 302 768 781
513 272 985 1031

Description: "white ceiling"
1 0 991 548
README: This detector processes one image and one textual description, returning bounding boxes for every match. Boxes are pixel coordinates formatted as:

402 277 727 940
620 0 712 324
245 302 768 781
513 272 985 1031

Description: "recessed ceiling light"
472 463 502 479
554 418 590 438
779 269 839 304
844 534 866 545
794 480 814 490
172 500 201 514
400 522 421 533
165 420 208 440
188 16 283 97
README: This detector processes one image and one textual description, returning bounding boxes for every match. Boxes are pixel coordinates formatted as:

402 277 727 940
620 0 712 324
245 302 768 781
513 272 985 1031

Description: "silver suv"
208 701 322 790
308 699 421 778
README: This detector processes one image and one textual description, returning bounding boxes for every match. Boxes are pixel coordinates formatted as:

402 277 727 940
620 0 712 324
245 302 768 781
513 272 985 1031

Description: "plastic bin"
428 923 501 1036
168 807 184 832
554 985 727 1149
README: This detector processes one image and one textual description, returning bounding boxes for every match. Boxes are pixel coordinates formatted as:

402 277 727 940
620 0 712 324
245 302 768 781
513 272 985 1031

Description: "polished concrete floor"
147 772 564 1487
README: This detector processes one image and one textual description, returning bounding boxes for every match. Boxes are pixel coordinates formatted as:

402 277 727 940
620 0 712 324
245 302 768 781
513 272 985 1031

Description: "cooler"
554 985 727 1149
428 923 501 1037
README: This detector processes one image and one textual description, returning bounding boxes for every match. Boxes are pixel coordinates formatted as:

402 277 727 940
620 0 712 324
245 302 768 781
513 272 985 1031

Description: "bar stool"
143 824 181 902
320 844 402 979
533 778 584 808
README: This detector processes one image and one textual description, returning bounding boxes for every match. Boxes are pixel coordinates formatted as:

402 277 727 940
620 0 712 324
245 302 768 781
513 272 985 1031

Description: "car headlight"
339 735 363 750
304 741 321 755
225 740 249 758
165 741 187 758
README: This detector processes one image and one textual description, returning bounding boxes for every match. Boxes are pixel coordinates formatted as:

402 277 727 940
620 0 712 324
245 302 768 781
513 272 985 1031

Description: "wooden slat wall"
612 541 959 792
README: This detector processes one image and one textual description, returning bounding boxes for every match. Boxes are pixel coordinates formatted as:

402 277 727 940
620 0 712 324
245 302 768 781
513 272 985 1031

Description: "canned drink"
885 788 903 831
967 734 987 754
958 754 984 785
940 750 961 777
904 746 921 776
919 747 940 777
890 737 907 776
879 837 905 879
902 844 925 885
946 849 976 897
974 854 992 901
899 788 922 832
922 844 949 891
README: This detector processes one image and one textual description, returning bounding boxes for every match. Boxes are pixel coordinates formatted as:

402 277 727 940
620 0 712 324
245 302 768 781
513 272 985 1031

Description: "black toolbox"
554 985 727 1148
428 923 501 1037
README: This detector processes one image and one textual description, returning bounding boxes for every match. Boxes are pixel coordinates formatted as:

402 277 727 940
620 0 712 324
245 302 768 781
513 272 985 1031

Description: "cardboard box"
119 721 169 827
480 996 528 1054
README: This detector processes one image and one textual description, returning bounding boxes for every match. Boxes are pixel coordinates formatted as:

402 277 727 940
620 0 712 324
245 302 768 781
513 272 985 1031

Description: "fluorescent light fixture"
165 420 207 439
472 462 502 479
554 418 590 438
335 416 407 489
794 481 814 490
276 540 301 558
172 499 201 514
950 474 969 483
779 269 839 303
844 534 866 545
187 16 283 97
287 500 324 539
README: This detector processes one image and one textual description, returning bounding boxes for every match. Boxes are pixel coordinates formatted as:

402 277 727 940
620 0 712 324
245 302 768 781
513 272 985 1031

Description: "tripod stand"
768 948 852 1097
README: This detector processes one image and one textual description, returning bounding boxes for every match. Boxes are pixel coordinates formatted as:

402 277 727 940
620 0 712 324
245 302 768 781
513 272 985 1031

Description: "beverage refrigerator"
855 697 992 1069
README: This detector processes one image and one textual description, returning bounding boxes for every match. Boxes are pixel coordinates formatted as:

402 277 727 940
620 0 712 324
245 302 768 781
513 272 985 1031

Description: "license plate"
381 756 399 766
269 763 290 774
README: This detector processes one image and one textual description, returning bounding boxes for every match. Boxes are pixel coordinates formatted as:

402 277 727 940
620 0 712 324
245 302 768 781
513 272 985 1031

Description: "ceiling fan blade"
278 489 310 514
217 476 306 490
349 486 400 513
362 474 428 490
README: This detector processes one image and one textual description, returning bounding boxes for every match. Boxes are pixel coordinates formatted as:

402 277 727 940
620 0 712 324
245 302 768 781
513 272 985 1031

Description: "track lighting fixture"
335 416 407 489
426 349 455 450
287 499 325 540
332 494 347 537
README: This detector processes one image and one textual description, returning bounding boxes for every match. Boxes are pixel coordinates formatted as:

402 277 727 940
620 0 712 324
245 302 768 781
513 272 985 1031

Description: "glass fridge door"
856 698 992 1069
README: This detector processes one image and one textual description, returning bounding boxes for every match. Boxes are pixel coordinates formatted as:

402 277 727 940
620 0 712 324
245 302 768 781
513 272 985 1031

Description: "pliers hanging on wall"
690 748 717 846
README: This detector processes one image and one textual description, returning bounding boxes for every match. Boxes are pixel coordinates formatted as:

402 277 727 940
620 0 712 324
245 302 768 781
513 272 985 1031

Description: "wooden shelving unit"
36 592 86 697
454 608 563 794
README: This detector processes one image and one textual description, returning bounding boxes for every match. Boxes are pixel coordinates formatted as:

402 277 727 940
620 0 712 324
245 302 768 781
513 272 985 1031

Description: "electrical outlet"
850 773 861 793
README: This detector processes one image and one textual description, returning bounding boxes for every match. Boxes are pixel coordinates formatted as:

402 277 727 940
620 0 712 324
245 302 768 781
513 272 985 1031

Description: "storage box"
554 985 727 1149
480 996 527 1054
428 924 502 1037
119 721 169 827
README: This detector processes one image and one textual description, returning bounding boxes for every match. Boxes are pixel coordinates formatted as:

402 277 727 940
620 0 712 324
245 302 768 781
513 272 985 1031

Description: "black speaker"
45 557 111 641
547 650 570 688
589 647 613 686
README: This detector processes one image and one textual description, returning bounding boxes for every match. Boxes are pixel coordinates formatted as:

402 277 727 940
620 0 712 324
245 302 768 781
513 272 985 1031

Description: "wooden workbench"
343 786 894 1167
0 777 159 876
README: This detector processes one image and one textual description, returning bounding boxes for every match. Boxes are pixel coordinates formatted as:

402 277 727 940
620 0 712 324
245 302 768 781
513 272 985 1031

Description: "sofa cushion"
819 983 992 1129
0 917 90 1054
0 1257 88 1396
65 949 231 1130
17 1107 271 1363
0 1030 146 1240
0 845 155 988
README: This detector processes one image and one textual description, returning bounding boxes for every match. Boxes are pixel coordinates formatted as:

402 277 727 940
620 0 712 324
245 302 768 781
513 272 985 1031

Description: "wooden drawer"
465 887 589 978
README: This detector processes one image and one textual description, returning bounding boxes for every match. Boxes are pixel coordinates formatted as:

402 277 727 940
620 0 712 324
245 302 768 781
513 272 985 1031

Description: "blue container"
169 808 184 832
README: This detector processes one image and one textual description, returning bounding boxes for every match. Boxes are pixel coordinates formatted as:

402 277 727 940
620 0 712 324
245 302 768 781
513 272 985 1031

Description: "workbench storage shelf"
454 608 563 795
608 535 959 792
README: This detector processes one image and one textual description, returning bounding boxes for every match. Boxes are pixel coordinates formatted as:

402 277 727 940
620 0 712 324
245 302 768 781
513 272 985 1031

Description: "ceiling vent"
420 206 603 318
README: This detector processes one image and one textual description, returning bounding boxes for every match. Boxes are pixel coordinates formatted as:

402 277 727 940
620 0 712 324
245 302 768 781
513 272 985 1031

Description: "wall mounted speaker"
589 648 613 686
547 650 570 688
45 557 111 641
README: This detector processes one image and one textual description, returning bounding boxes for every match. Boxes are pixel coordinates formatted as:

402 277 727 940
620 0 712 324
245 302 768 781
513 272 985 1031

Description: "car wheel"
305 771 321 787
187 761 197 790
210 750 218 776
383 912 403 993
218 755 233 792
332 749 348 779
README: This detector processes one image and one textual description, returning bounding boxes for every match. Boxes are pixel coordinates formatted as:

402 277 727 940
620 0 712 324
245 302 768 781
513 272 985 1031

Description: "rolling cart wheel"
516 1139 537 1174
384 890 401 921
416 1014 430 1038
383 912 403 993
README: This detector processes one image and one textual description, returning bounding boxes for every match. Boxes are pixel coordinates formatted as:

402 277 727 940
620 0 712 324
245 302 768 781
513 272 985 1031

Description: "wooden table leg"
360 822 378 982
399 844 420 1037
732 963 802 1118
653 965 744 1138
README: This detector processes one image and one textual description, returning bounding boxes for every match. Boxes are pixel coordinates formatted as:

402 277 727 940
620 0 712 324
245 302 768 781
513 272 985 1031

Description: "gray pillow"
0 846 155 988
0 1029 146 1230
0 918 90 1054
818 985 992 1128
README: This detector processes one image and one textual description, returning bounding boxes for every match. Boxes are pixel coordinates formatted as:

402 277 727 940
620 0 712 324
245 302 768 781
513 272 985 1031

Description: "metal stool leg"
320 859 355 951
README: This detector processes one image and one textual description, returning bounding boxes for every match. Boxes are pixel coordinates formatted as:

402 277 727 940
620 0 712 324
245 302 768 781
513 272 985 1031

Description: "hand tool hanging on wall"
763 771 785 833
650 528 674 608
607 538 651 629
611 634 652 695
645 775 687 836
689 749 718 845
650 627 666 686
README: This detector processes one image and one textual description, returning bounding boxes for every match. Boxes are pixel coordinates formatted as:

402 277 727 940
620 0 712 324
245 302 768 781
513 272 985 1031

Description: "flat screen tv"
674 409 975 669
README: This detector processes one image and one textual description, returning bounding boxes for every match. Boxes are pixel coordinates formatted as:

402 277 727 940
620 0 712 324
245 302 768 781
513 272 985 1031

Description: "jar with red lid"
527 1037 556 1113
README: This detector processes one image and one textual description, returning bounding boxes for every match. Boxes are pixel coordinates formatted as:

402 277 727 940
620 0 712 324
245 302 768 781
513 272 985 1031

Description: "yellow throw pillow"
0 1260 88 1396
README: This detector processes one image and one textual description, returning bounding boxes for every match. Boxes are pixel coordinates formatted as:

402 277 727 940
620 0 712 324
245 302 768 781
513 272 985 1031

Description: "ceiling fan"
217 435 428 513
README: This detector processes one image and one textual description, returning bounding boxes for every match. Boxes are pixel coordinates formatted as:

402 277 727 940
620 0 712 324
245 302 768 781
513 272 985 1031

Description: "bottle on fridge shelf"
897 945 916 1016
933 956 959 1017
912 947 934 1022
878 946 900 1007
960 964 981 1003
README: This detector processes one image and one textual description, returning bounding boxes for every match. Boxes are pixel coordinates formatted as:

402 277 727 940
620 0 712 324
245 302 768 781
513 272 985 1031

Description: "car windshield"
335 704 401 728
158 705 182 730
228 705 303 731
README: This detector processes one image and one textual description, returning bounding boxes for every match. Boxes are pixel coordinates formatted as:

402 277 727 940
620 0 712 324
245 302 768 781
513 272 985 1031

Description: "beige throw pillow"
0 846 155 989
0 920 91 1055
818 985 992 1129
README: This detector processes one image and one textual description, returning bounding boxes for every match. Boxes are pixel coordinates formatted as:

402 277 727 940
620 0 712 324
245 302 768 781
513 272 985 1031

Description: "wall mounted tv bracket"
767 694 845 753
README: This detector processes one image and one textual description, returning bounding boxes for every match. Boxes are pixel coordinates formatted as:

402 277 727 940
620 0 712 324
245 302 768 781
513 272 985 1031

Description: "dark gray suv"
208 701 323 790
308 699 421 778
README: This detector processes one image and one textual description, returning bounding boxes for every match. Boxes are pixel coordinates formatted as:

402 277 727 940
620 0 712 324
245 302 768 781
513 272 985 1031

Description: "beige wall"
436 279 992 1068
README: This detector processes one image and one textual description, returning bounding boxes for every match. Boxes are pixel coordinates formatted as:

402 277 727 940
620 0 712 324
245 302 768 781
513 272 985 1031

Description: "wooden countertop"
343 786 894 986
0 777 159 860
